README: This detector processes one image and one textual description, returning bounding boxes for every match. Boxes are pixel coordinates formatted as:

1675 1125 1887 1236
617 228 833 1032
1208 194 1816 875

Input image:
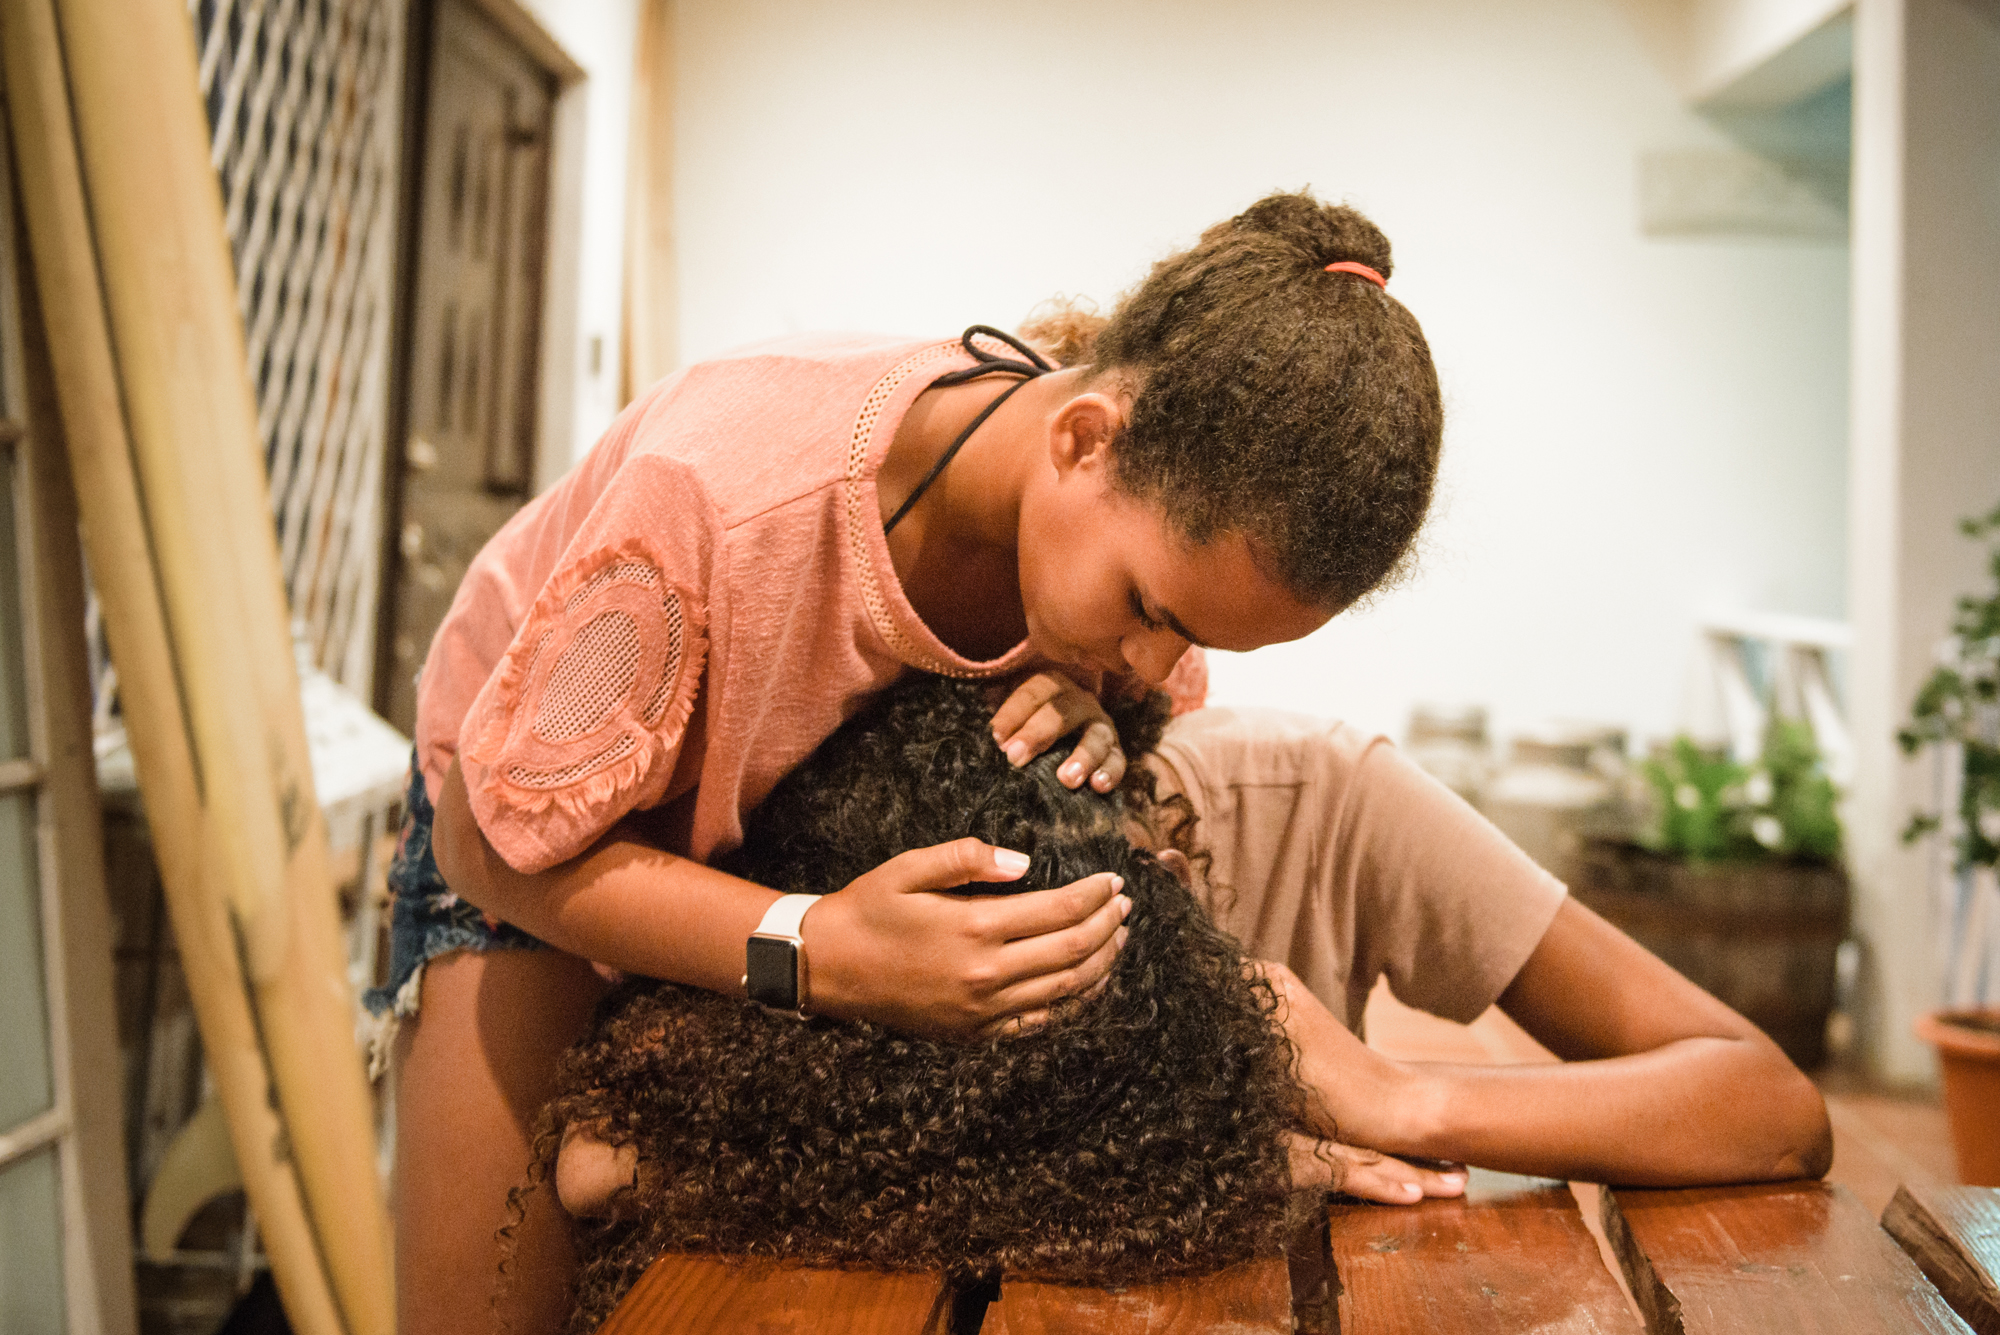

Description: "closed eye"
1128 590 1164 632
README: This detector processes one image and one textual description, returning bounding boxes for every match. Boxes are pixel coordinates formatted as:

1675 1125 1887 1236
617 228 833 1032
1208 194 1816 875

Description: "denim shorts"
362 752 549 1022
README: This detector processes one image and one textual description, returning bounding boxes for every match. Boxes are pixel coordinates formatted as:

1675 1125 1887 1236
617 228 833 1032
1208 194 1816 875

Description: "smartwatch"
743 893 821 1017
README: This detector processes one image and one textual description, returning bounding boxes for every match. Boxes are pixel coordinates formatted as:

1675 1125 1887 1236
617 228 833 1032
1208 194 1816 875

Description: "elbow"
430 758 493 912
1754 1056 1834 1182
1766 1125 1833 1183
431 773 470 889
1778 1089 1834 1181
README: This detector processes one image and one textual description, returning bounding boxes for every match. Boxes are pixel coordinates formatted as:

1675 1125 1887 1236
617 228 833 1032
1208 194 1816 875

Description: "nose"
1121 631 1190 687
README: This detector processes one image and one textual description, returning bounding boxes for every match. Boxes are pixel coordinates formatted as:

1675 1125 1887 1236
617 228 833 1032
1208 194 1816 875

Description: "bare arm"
431 757 1130 1038
1276 897 1832 1186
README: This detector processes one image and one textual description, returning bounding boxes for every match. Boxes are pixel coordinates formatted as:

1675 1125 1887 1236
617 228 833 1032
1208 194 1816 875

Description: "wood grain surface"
981 1258 1293 1334
1325 1173 1642 1334
595 1254 950 1335
1602 1181 1973 1334
1883 1185 2000 1335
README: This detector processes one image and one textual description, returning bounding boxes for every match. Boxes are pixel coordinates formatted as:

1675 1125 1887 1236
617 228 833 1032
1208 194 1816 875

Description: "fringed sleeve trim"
459 538 708 873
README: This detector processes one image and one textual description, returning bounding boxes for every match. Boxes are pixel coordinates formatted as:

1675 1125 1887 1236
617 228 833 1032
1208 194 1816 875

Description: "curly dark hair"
1020 189 1443 610
541 677 1306 1331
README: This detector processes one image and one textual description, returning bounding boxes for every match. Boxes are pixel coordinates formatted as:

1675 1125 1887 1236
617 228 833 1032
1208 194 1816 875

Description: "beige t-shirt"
1150 707 1567 1032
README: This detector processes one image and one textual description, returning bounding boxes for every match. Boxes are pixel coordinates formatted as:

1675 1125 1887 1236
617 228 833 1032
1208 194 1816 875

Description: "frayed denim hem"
359 751 551 1075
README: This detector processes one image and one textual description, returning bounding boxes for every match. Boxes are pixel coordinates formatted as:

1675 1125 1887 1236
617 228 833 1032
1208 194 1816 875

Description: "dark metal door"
380 0 554 734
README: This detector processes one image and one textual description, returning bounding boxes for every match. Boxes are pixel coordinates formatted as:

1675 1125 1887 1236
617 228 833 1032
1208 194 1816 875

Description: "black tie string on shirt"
881 325 1055 536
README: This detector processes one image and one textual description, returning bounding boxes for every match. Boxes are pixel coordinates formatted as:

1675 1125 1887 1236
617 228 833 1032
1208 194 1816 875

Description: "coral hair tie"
1324 261 1387 289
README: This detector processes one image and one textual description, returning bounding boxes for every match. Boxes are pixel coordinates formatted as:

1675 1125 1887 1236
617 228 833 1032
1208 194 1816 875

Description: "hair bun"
1080 187 1441 610
1228 190 1394 281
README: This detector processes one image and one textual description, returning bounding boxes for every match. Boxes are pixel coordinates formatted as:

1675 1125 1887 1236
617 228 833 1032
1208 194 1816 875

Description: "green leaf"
1902 497 2000 870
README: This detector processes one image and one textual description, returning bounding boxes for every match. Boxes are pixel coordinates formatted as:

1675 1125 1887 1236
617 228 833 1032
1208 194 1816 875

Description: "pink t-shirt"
416 332 1208 874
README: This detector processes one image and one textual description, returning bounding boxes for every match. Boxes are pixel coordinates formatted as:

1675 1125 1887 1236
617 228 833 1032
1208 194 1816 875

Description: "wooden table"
596 1180 2000 1335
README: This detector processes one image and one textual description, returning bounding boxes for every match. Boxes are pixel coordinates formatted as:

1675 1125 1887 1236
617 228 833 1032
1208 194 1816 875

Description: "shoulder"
1155 707 1385 784
615 331 953 526
688 329 944 368
624 331 937 440
1152 706 1451 847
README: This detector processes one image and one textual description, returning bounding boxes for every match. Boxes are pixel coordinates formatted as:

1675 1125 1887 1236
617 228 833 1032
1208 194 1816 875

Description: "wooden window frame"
0 111 139 1335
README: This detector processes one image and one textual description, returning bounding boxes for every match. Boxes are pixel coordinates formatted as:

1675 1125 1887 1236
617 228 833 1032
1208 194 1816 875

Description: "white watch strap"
754 892 821 942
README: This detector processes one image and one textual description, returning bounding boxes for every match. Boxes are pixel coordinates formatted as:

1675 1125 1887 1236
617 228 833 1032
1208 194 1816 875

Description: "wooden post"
621 0 678 403
0 1 393 1331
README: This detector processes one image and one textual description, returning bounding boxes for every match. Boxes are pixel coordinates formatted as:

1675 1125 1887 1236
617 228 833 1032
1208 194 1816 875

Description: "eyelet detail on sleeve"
460 542 707 867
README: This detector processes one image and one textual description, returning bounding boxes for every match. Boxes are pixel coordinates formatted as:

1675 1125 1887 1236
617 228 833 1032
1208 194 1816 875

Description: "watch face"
745 936 801 1011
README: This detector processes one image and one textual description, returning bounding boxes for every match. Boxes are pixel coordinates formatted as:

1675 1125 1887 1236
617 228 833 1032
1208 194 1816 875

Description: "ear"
1047 388 1127 478
556 1123 640 1219
1155 847 1193 886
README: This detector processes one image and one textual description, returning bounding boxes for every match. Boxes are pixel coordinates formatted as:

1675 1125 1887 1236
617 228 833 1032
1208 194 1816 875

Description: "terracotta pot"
1915 1008 2000 1186
1573 841 1848 1069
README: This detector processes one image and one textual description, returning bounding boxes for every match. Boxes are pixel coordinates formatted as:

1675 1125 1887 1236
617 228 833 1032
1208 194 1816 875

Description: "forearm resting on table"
431 756 774 997
1353 1039 1829 1187
1275 898 1832 1188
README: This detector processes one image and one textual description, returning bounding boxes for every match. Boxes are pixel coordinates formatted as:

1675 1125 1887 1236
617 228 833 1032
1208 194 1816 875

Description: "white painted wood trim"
0 1108 69 1171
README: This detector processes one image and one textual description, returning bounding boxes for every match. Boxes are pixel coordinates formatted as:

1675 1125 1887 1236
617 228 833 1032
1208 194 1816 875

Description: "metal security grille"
189 0 408 695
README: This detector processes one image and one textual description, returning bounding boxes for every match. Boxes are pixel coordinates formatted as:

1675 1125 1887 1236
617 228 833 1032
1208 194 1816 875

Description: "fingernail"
1441 1172 1466 1186
1117 894 1133 919
1092 769 1112 789
1114 926 1129 949
1006 741 1029 766
1060 761 1083 784
994 848 1031 875
1403 1182 1421 1198
1109 875 1125 893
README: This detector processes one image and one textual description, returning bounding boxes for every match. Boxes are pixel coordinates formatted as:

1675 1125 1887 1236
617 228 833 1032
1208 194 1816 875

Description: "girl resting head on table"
547 673 1833 1332
545 675 1317 1331
392 189 1830 1335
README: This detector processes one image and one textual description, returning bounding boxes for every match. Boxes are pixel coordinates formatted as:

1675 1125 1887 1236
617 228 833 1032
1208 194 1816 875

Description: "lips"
1047 640 1108 679
1070 648 1124 680
1027 618 1118 679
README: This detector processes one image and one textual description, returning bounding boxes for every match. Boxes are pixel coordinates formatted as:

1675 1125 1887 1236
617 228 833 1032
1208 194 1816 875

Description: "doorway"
377 0 559 734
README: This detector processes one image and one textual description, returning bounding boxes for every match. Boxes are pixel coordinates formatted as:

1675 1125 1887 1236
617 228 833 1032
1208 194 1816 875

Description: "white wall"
517 0 639 476
1847 0 2000 1080
1684 0 1854 102
670 0 1851 754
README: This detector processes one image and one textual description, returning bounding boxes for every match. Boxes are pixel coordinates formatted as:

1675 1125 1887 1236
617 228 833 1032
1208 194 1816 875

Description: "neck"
879 369 1078 661
884 368 1080 555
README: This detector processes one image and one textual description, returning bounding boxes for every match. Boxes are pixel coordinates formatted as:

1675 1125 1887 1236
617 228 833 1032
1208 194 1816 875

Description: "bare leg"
394 949 609 1335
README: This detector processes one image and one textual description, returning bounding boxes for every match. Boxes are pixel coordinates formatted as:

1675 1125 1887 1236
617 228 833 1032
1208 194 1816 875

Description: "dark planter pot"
1572 841 1850 1069
1915 1007 2000 1186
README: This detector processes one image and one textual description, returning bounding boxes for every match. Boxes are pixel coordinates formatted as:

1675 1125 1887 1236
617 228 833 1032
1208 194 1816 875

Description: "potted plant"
1573 721 1847 1069
1898 501 2000 1186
